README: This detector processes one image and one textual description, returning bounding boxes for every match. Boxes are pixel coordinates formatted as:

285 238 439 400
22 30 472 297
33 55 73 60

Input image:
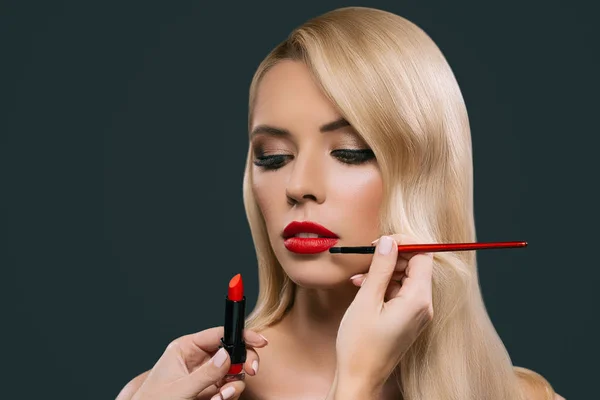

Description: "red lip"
282 221 339 254
283 221 339 239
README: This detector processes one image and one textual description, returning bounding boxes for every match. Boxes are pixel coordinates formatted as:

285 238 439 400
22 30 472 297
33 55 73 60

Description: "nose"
285 151 325 205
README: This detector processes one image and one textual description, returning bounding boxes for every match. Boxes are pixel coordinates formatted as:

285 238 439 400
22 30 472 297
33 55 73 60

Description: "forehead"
252 60 341 128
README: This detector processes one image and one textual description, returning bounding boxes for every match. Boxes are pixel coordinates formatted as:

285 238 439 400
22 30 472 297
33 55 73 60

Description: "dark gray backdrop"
4 1 598 399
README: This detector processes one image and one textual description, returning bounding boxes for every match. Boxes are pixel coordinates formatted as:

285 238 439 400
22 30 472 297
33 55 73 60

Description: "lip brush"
328 241 528 254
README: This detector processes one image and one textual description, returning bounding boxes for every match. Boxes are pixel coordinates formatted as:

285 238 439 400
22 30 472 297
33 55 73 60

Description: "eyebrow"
249 117 351 139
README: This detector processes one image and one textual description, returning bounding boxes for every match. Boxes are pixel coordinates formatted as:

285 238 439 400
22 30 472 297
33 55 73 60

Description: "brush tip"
329 247 342 253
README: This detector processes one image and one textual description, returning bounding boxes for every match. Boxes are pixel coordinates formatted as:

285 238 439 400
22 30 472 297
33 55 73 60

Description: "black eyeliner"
253 149 375 170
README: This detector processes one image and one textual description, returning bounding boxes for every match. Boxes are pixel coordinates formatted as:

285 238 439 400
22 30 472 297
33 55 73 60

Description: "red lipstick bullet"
228 273 244 302
217 273 246 387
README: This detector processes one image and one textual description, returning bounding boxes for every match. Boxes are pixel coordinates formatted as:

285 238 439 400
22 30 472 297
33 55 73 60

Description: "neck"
274 282 402 399
280 282 360 367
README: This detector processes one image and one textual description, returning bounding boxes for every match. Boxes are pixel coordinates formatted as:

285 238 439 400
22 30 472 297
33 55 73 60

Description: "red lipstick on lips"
217 273 246 387
282 221 339 254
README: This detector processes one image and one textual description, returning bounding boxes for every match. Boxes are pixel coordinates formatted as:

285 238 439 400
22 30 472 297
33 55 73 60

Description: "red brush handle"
396 241 527 252
329 241 527 254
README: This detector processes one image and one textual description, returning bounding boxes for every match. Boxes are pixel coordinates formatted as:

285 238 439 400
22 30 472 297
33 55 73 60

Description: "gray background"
4 0 598 399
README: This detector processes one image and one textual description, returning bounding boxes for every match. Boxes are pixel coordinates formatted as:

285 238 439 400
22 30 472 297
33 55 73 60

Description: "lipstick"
329 241 527 254
217 273 246 387
282 221 339 254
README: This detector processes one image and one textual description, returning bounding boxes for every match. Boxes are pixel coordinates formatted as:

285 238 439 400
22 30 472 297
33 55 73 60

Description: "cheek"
251 171 284 226
326 168 383 272
330 168 383 223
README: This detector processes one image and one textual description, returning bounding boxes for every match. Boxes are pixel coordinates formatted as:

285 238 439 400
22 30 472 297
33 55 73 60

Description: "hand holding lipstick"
123 327 268 400
328 234 434 399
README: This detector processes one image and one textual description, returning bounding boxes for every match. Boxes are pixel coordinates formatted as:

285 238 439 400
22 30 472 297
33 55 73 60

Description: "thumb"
177 347 231 397
358 235 398 303
143 340 191 384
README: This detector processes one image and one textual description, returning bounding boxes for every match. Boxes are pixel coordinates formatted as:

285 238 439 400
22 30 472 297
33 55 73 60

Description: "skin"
115 328 267 400
116 60 565 400
244 60 400 400
250 59 384 290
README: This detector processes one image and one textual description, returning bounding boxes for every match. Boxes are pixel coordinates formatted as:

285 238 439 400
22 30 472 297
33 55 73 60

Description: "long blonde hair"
242 6 556 400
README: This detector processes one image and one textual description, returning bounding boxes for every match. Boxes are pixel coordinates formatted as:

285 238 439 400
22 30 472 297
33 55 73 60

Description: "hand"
129 327 268 400
334 234 434 396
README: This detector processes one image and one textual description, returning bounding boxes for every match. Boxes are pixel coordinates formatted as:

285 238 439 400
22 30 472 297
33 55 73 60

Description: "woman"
117 7 563 400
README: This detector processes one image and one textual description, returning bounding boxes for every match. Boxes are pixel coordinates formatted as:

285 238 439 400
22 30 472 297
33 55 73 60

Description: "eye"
253 154 292 170
331 149 375 165
252 149 375 170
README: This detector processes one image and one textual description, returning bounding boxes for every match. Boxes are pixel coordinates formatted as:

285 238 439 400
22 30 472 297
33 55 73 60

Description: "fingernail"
378 236 393 255
350 274 364 280
252 359 259 374
259 333 269 344
220 386 236 400
371 238 379 245
212 348 228 368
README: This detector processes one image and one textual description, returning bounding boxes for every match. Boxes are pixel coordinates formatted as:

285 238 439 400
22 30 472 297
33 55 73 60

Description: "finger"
187 327 268 353
242 348 260 376
394 252 434 309
179 347 231 397
143 340 191 385
374 234 422 261
350 270 405 287
403 252 434 296
392 233 421 260
177 327 226 372
194 383 219 399
395 257 409 272
349 255 407 286
243 330 269 348
188 327 226 354
395 258 434 325
384 280 403 301
182 327 267 372
208 380 246 400
357 235 398 302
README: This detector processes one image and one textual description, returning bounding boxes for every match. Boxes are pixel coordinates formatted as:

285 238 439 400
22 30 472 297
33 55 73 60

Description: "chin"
277 251 371 289
285 267 349 289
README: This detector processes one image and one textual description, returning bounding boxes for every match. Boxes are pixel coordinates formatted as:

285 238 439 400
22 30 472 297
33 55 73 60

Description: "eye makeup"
251 135 376 171
252 147 375 170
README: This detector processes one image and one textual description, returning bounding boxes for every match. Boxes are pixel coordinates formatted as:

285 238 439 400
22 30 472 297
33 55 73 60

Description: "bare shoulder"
115 370 151 400
514 366 565 400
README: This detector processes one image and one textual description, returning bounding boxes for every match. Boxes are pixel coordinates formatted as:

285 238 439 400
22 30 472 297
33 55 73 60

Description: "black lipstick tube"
217 295 246 386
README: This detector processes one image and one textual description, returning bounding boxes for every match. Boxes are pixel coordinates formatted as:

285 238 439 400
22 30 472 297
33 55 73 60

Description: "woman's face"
250 60 383 288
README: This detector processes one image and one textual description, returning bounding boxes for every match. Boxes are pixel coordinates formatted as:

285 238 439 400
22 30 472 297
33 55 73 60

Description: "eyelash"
253 149 375 171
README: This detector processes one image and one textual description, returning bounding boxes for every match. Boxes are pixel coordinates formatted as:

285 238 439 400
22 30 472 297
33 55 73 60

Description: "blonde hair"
242 6 556 400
